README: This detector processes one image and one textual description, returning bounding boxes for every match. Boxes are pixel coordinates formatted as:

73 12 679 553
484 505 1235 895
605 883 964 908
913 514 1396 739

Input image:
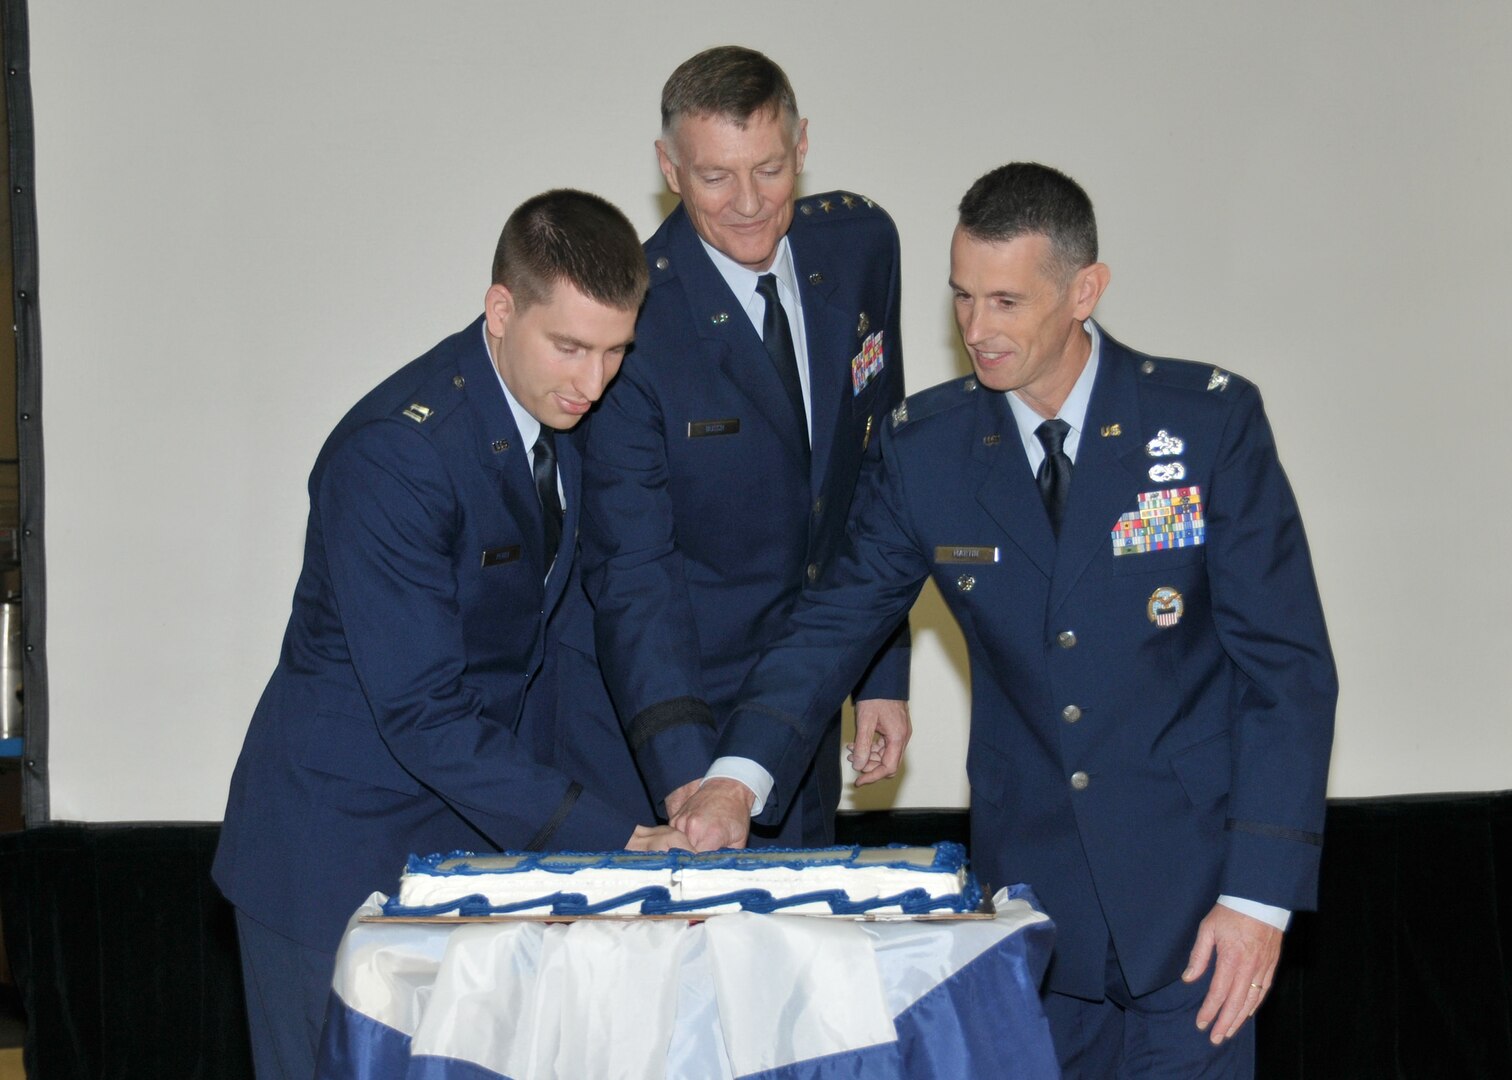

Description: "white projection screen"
26 2 1512 821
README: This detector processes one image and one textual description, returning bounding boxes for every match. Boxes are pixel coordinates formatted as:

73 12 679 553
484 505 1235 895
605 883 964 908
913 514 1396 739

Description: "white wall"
29 1 1512 820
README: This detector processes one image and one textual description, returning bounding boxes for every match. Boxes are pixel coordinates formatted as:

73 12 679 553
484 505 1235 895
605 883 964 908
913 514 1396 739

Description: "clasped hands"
661 698 913 852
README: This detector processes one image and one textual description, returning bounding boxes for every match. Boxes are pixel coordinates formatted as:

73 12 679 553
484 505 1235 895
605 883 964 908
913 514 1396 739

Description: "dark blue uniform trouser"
235 908 338 1080
1043 937 1256 1079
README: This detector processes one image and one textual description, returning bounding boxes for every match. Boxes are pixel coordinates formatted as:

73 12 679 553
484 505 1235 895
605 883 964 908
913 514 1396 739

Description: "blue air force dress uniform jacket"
574 193 909 845
716 332 1337 998
213 318 640 953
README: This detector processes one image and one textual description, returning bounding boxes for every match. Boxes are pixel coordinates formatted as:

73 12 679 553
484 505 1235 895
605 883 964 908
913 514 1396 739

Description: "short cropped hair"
491 189 649 312
957 163 1099 282
660 46 799 147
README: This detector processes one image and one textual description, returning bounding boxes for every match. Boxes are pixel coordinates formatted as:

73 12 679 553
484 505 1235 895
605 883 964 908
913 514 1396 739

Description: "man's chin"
971 369 1018 393
713 234 780 272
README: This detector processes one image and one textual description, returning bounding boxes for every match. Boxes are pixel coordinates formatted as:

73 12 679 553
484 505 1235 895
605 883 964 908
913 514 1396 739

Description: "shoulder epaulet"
891 374 980 431
1130 352 1252 395
645 243 677 288
795 190 886 222
393 366 468 430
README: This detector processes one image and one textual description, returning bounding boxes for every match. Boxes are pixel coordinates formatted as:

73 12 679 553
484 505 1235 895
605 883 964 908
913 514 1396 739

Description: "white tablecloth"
316 885 1058 1079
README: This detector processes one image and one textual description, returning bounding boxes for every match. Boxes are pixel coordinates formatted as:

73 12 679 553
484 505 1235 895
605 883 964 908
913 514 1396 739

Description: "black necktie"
1035 419 1072 536
754 273 809 447
532 429 563 564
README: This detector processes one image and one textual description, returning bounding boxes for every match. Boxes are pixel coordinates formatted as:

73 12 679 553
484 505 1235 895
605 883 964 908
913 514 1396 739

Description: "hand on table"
848 699 911 786
670 778 754 851
1182 902 1283 1045
625 825 693 852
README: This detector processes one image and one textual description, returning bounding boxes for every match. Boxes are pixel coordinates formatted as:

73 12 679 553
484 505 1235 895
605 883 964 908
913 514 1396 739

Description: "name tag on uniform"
687 418 740 438
481 545 521 568
934 545 1000 564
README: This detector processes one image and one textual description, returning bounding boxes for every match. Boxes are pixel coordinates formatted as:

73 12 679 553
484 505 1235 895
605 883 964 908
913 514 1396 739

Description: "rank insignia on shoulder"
402 403 433 423
1147 586 1184 627
1207 368 1231 392
890 400 909 428
1145 429 1184 456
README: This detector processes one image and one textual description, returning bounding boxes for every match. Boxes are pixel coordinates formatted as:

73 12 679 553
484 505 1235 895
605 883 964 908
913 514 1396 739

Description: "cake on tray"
382 842 982 918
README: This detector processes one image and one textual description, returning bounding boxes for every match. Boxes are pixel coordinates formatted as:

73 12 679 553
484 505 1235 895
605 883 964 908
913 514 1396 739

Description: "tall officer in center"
574 47 912 843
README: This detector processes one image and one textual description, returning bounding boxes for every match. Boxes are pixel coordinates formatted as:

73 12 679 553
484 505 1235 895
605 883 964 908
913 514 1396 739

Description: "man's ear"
484 282 514 338
655 138 682 195
1072 262 1111 320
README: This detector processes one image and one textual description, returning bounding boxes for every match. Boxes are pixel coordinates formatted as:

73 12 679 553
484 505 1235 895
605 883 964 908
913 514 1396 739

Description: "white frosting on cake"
389 844 977 917
396 852 673 913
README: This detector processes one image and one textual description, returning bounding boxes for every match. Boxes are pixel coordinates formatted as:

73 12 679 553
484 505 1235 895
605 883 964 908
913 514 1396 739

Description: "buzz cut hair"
957 163 1099 283
660 45 800 153
491 189 649 313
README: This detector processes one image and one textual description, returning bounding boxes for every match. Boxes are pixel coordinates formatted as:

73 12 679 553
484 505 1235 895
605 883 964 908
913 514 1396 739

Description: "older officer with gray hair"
571 46 913 849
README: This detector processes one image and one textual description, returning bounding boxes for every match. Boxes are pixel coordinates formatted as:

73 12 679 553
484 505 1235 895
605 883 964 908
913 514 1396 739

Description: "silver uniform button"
956 574 976 592
813 497 824 515
807 563 819 582
1070 771 1090 790
655 256 669 270
1062 704 1082 723
1140 359 1156 375
1058 630 1077 648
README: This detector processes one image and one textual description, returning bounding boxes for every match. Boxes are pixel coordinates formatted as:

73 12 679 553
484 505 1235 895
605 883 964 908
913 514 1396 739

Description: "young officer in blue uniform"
213 190 688 1079
573 47 912 845
675 163 1337 1078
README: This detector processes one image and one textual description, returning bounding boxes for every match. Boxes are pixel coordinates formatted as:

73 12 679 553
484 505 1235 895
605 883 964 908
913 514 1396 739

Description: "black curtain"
0 794 1508 1079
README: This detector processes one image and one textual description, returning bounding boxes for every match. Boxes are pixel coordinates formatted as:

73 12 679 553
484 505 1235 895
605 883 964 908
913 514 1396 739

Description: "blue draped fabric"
316 885 1058 1079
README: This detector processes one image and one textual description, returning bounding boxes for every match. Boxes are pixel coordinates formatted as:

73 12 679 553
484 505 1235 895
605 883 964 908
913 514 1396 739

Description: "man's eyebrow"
549 331 634 350
947 278 1027 300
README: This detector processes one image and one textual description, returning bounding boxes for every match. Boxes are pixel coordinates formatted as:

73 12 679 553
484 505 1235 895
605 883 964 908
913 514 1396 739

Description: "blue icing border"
386 841 981 916
404 841 969 878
